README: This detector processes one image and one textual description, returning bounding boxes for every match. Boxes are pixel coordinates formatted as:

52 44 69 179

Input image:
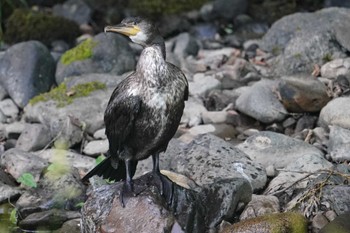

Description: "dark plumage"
82 17 188 206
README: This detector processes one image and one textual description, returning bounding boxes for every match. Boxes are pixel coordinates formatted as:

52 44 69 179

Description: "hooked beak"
104 24 141 36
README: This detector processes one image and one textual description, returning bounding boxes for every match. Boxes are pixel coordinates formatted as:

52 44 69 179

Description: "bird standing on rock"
82 17 188 206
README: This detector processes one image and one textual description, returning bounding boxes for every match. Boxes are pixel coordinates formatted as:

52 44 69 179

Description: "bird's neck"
150 35 166 59
136 44 167 83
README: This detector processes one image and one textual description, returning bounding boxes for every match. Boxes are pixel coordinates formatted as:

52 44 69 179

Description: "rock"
264 153 333 195
327 125 350 162
0 181 21 203
53 0 92 25
236 131 324 169
24 75 124 147
321 58 350 78
0 85 8 101
172 32 199 58
81 173 206 233
278 75 331 113
55 33 135 84
324 0 350 8
220 212 308 233
16 123 52 152
204 90 236 111
181 97 207 127
212 0 248 21
187 123 238 140
321 185 350 215
235 80 288 124
81 172 251 232
83 139 108 156
4 121 25 139
189 73 221 97
294 115 318 133
312 212 329 232
93 128 106 139
35 149 95 174
0 148 49 180
201 106 237 124
0 99 19 121
240 195 280 220
261 8 350 75
19 209 81 231
171 134 267 191
0 41 55 108
55 218 81 233
16 166 86 219
320 212 350 233
319 96 350 129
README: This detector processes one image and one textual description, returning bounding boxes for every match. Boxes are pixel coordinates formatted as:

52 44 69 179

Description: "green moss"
29 81 106 107
4 9 79 46
60 38 97 65
271 46 281 56
323 53 333 63
129 0 208 16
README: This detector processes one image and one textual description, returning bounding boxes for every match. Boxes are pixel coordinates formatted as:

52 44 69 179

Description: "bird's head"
104 17 160 47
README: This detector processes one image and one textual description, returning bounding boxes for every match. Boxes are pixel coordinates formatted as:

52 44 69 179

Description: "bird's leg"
120 159 135 207
151 154 174 205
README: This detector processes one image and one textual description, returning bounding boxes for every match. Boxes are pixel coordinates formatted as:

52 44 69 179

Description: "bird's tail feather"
82 156 138 182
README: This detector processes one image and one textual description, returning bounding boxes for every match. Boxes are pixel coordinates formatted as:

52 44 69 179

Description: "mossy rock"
60 38 97 65
29 81 106 107
129 0 208 16
4 9 80 46
221 212 308 233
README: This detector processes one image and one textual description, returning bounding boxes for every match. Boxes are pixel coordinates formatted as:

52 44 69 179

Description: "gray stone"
322 185 350 215
321 58 350 78
172 32 199 58
16 123 52 152
0 98 19 120
260 8 350 75
4 121 25 139
264 153 333 195
236 131 324 169
327 125 350 162
55 33 135 84
53 0 92 25
55 218 80 233
320 212 350 233
0 148 49 180
170 134 267 191
93 128 106 139
319 97 350 129
19 209 81 231
83 139 108 156
240 194 280 220
0 181 21 203
24 75 124 147
0 85 8 101
187 123 237 140
188 73 221 97
235 80 288 124
0 41 55 108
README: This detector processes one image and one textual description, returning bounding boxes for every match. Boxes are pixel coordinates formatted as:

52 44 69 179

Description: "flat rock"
170 134 267 191
235 80 288 124
236 131 324 169
0 41 55 108
319 96 350 129
321 185 350 215
189 73 221 97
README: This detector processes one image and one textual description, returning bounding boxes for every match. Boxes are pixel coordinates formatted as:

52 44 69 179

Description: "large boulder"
0 41 56 108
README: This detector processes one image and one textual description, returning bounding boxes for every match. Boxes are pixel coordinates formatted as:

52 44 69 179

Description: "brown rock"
278 75 331 113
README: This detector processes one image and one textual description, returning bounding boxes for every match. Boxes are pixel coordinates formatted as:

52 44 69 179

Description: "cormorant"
82 17 189 206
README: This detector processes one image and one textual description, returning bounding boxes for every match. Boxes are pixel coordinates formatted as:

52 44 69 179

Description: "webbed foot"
151 170 174 206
